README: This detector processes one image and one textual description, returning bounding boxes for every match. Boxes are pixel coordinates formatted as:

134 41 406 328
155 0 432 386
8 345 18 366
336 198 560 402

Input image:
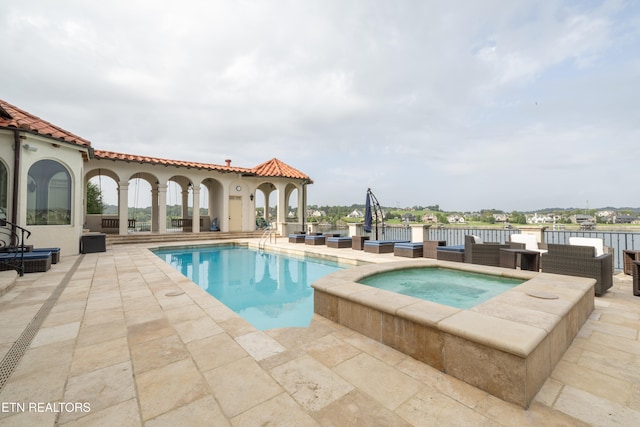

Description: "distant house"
308 209 325 218
493 213 509 223
571 214 595 225
526 212 555 224
402 213 416 222
347 209 363 218
614 214 636 224
447 215 465 224
421 214 438 223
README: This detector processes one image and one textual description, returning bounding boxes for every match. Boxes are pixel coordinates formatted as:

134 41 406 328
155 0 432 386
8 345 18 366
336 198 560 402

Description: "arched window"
27 160 71 225
0 161 7 217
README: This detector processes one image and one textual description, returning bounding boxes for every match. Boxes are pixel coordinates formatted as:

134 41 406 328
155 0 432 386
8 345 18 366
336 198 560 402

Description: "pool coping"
311 258 595 408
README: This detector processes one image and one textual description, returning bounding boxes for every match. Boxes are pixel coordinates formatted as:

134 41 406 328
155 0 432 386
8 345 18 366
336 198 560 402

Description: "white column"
263 189 270 224
158 184 167 233
298 184 305 231
181 189 189 218
277 184 286 223
151 186 159 232
192 185 200 233
118 182 129 236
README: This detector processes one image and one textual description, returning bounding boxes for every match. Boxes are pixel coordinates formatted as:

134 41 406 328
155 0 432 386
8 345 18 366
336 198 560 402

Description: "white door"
229 196 242 231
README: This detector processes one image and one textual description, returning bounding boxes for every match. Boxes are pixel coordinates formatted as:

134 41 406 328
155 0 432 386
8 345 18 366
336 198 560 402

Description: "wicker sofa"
464 235 509 267
540 243 613 296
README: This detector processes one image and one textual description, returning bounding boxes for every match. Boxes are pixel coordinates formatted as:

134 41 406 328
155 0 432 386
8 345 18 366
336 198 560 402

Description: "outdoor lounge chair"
305 235 326 245
326 236 352 248
288 234 306 243
364 240 410 254
464 235 509 267
394 242 423 258
4 246 60 263
436 245 465 262
0 251 52 273
540 243 613 296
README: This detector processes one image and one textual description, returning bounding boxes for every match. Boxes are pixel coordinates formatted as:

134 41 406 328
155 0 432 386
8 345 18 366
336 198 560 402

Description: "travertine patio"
0 238 639 426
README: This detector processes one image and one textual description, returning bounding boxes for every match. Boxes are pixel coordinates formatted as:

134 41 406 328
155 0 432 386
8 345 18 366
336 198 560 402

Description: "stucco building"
0 99 312 255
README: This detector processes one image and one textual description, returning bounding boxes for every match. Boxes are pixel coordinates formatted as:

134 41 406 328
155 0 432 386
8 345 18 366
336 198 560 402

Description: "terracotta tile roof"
252 158 312 181
0 99 92 147
0 99 311 181
93 150 252 173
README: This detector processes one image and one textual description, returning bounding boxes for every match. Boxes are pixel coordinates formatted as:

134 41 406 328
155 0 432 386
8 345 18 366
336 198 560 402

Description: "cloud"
1 0 639 211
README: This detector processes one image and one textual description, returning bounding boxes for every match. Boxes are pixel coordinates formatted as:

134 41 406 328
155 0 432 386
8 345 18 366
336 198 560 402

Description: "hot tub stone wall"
312 259 595 408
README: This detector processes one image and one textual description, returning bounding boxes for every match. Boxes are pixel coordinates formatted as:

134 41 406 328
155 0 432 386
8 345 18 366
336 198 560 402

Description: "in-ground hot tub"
312 258 595 408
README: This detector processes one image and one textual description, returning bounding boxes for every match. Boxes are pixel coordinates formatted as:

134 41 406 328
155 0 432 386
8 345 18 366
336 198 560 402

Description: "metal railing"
365 224 412 241
426 227 517 246
258 227 277 250
0 219 31 276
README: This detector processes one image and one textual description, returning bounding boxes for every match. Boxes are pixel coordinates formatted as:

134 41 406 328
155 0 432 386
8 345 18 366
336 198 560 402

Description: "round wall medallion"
236 185 242 191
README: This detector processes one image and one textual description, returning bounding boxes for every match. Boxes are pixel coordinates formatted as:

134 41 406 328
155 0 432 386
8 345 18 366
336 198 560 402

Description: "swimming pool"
153 244 344 330
358 267 524 309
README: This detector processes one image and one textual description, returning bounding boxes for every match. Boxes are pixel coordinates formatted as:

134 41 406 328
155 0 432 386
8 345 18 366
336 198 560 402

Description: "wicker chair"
464 235 509 267
540 243 613 296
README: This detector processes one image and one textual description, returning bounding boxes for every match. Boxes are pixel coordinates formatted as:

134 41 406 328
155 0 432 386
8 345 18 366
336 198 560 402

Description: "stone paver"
0 238 638 426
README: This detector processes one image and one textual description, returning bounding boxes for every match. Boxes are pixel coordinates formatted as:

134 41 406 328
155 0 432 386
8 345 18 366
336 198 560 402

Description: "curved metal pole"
367 188 384 240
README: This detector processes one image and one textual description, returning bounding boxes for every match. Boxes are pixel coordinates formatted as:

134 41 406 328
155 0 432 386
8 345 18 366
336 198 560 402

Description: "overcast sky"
2 0 639 211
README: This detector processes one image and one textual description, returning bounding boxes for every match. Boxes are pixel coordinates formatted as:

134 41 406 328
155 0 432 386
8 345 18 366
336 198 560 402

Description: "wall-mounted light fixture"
22 144 38 152
250 193 254 201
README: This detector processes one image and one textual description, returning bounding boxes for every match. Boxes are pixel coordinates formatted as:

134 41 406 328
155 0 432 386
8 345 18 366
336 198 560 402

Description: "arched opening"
256 182 276 228
0 160 7 217
128 174 153 232
88 173 118 213
27 159 71 225
285 184 299 223
166 177 192 231
202 179 223 231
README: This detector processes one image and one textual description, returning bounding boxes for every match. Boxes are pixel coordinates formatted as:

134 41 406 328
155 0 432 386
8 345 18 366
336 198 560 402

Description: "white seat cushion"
510 233 548 254
511 234 539 250
569 237 604 257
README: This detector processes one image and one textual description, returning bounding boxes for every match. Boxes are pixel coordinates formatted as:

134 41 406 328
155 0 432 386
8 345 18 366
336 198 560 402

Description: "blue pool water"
153 245 344 330
359 267 524 309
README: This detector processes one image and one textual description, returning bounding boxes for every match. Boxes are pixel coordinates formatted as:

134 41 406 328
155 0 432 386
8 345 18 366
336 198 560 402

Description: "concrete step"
0 270 18 296
105 231 268 245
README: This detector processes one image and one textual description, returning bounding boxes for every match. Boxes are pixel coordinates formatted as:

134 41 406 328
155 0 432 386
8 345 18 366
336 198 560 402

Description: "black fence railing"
0 219 31 276
364 224 412 241
427 227 519 247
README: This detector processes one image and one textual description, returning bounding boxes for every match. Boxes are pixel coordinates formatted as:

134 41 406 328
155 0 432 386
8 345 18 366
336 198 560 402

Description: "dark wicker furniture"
540 243 613 296
0 251 52 273
623 250 640 275
364 240 410 254
305 235 326 245
436 245 465 262
464 235 509 267
423 240 446 259
394 242 423 258
288 234 306 243
327 237 352 248
351 236 369 250
499 248 540 271
633 261 640 297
